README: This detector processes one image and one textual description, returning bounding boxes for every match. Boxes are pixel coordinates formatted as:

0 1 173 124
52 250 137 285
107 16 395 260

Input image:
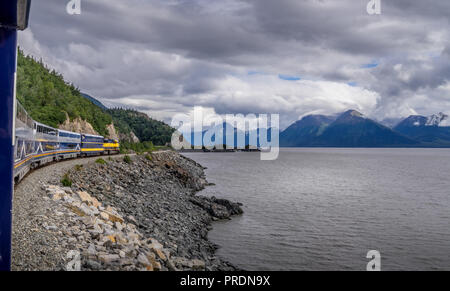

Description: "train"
14 101 120 184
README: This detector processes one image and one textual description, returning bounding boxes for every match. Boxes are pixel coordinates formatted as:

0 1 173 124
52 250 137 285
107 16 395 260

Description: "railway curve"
12 154 131 270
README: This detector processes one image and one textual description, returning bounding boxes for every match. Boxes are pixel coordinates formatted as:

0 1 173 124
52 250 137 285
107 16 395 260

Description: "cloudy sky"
18 0 450 128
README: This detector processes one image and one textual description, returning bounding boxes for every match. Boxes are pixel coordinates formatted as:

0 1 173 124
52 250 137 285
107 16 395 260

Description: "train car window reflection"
26 141 34 155
15 140 23 160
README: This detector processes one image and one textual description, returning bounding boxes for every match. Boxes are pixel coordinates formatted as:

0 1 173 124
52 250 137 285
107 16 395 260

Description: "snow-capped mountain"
280 110 417 147
425 112 449 127
394 113 450 146
281 110 450 147
395 112 449 128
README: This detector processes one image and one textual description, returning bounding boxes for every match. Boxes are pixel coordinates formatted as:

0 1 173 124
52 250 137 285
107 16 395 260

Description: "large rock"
191 259 206 271
100 211 124 224
189 196 243 219
63 152 243 271
98 254 120 264
77 191 101 208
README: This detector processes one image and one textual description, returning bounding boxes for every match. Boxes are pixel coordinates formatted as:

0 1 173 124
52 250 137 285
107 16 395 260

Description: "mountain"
379 117 402 128
108 108 175 146
425 112 448 126
314 110 417 147
183 122 274 149
280 115 335 147
394 113 450 146
16 50 113 137
281 110 418 147
81 93 108 111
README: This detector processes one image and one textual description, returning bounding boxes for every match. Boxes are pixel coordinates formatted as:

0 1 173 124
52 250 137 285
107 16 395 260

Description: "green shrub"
61 173 72 187
108 108 174 145
95 158 107 165
119 141 155 154
123 155 132 164
74 164 83 171
145 154 153 161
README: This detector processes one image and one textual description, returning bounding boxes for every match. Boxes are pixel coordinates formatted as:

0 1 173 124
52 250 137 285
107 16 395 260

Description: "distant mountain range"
179 110 450 149
393 113 450 146
182 122 274 149
280 110 450 148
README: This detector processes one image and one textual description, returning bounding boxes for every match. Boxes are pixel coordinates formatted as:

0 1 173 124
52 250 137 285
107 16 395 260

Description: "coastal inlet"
12 151 243 271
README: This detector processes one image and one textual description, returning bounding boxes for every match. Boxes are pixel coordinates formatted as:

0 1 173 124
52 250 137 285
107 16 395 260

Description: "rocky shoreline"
13 151 243 271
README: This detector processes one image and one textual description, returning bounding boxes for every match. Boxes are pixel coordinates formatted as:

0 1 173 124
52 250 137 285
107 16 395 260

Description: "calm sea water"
183 148 450 271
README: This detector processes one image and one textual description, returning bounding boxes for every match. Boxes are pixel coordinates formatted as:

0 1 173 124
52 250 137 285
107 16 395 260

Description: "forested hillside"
108 108 175 146
16 50 174 146
16 50 112 136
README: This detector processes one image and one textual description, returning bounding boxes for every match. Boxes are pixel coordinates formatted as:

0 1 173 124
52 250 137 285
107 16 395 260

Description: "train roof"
82 133 104 139
34 121 57 130
58 129 81 135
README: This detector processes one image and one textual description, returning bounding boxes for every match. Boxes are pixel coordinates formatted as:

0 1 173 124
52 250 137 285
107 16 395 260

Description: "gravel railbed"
12 154 132 271
12 151 243 271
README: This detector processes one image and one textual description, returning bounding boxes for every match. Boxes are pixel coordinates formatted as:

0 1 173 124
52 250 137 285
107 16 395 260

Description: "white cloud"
17 0 450 128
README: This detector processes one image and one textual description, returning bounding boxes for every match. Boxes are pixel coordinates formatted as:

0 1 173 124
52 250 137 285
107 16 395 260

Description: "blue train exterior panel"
0 15 17 270
13 103 83 182
81 134 105 155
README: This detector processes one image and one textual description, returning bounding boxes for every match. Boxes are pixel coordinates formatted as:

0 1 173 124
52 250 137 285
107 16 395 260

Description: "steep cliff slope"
16 50 115 137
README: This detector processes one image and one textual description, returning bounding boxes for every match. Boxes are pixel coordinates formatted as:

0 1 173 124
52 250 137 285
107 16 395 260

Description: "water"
183 148 450 271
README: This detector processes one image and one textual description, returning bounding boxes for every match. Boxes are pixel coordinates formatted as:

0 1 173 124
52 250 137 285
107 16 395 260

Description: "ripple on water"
184 148 450 271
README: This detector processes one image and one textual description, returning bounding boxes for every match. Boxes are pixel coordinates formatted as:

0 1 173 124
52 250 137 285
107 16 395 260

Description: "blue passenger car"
14 103 36 182
81 134 105 156
14 105 63 181
13 99 119 183
58 129 81 159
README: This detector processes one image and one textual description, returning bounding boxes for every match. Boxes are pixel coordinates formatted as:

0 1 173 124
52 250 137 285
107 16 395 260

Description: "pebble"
12 152 242 271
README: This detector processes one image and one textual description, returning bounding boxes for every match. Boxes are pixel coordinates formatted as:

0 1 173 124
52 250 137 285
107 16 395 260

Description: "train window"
43 142 58 152
37 125 57 135
59 132 80 139
16 105 26 124
26 141 34 155
15 140 23 160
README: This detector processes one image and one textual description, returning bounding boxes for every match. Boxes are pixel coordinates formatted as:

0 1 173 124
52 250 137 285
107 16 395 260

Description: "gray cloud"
18 0 450 127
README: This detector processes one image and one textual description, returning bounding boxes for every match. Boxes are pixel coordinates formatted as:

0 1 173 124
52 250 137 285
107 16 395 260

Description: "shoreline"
12 151 243 271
